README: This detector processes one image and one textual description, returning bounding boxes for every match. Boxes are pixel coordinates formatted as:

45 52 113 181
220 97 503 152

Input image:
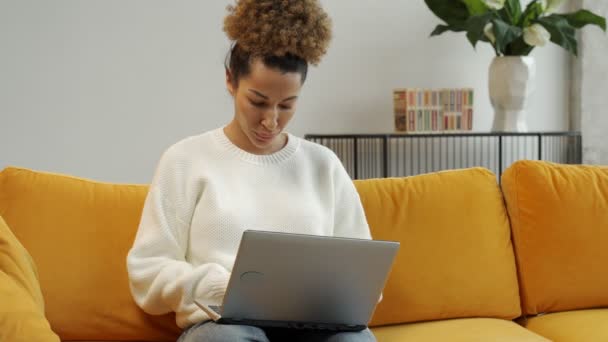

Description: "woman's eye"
249 100 266 107
249 99 292 110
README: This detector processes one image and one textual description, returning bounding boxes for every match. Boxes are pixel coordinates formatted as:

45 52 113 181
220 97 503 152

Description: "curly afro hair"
223 0 332 66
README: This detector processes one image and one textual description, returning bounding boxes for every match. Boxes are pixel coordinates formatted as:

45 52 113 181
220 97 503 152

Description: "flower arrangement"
425 0 606 56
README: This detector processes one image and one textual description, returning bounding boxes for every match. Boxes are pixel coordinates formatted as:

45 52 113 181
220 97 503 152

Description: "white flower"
484 23 496 44
483 0 505 10
524 24 551 47
545 0 565 13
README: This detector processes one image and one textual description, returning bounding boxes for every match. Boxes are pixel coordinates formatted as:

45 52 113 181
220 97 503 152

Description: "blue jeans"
177 321 377 342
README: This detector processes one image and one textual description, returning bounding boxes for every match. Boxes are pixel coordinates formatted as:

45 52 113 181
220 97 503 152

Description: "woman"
127 1 376 341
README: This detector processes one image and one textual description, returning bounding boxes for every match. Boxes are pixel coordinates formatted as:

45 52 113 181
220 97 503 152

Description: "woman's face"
226 58 303 154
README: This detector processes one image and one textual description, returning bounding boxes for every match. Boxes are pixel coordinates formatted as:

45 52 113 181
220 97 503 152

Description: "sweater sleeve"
330 154 382 303
330 154 372 240
126 147 230 327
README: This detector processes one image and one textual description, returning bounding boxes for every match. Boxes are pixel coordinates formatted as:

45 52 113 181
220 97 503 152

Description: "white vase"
488 56 536 132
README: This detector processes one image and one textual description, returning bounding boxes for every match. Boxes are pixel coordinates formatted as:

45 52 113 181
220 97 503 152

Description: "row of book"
393 88 474 133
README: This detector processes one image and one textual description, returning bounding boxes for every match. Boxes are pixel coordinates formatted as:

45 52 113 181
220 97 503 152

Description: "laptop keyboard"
211 305 362 332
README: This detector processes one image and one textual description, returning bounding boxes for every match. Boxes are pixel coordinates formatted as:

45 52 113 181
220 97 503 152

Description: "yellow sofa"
0 160 607 342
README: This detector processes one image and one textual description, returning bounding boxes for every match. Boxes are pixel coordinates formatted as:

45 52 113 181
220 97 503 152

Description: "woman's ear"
225 69 235 96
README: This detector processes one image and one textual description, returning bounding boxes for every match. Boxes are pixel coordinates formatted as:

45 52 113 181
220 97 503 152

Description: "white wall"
0 0 571 183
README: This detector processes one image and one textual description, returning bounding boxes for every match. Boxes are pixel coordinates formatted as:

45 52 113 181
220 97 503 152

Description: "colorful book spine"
393 88 474 133
393 89 407 132
408 90 416 132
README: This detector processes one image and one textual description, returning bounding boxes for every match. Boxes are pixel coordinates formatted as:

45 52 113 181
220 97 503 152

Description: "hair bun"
223 0 332 65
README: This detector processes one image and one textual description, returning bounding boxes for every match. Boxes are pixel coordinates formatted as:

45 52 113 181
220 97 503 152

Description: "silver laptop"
194 230 399 332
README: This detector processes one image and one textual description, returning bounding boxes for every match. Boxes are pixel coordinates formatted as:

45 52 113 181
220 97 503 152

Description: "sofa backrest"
0 167 180 341
502 160 608 316
354 167 522 326
0 165 525 337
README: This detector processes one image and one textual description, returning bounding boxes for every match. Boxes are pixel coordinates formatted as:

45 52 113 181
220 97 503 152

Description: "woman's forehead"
241 60 302 97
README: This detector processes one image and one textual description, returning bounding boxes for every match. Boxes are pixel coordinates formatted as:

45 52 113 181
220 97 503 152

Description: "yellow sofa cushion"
0 167 181 341
0 215 60 342
525 309 608 342
354 168 521 326
501 161 608 315
372 318 550 342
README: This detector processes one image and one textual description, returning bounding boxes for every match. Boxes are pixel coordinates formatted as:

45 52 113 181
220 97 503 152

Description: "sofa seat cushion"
525 309 608 342
501 161 608 315
0 167 181 341
354 168 521 326
372 318 550 342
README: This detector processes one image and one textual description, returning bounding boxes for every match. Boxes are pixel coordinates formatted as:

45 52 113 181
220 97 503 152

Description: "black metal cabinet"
305 132 582 180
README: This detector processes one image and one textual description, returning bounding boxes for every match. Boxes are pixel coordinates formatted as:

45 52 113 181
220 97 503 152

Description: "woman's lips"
255 132 275 142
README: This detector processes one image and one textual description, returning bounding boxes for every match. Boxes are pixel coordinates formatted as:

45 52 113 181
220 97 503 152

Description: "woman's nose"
261 108 279 130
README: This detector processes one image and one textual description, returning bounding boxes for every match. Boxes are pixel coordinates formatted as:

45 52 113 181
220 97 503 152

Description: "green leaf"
537 15 578 56
431 24 466 36
521 0 544 27
461 0 489 16
497 7 511 23
466 12 496 48
492 19 523 55
506 36 534 56
560 9 607 32
424 0 470 28
504 0 522 25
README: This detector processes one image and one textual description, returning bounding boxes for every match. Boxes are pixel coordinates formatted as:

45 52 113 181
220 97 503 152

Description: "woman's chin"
253 135 287 154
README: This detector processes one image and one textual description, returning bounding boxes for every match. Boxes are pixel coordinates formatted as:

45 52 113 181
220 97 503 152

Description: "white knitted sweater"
127 127 371 328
